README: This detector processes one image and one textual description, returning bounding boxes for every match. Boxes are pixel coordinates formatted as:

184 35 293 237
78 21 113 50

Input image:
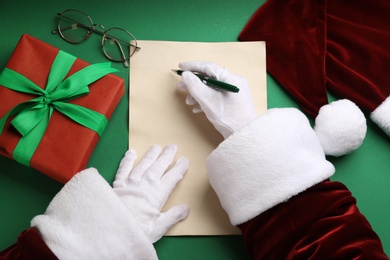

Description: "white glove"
178 61 258 139
113 144 190 243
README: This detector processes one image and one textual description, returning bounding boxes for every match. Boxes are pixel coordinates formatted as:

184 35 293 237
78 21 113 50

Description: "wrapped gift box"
0 34 124 183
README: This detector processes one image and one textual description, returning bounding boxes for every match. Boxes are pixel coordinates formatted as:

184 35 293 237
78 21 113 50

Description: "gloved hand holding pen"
178 61 258 139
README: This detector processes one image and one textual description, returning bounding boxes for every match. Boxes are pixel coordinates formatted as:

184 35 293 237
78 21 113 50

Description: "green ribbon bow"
0 50 118 166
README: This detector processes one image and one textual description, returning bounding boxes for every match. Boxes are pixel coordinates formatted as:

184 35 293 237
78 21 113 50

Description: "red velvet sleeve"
238 180 389 259
239 0 390 117
0 227 57 260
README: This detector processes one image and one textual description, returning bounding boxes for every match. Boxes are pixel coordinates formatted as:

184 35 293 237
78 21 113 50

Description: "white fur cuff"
31 168 157 260
207 108 335 225
371 95 390 137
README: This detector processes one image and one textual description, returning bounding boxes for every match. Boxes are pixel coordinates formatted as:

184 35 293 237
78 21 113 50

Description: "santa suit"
238 0 390 137
1 108 388 259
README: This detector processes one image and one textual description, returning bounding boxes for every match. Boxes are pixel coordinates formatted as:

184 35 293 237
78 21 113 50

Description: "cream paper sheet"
129 40 266 235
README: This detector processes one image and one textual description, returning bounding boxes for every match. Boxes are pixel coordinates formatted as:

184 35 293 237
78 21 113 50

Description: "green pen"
172 69 240 93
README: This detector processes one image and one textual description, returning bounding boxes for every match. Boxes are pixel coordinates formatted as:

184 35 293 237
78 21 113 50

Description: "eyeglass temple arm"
107 38 129 67
104 32 140 49
52 28 139 51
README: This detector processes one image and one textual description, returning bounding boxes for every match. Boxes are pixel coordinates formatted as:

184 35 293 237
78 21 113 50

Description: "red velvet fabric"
239 0 390 118
238 180 388 259
0 227 58 260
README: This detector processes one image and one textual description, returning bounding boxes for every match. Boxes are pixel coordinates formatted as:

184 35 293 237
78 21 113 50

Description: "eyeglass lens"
102 28 137 65
58 10 93 43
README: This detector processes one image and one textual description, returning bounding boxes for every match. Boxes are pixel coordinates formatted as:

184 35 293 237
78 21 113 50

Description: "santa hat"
239 0 390 155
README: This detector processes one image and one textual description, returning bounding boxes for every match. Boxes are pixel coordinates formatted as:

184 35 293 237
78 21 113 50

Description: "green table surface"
0 0 389 258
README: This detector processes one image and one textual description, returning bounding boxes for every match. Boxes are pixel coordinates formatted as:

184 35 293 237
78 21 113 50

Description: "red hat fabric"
239 0 390 136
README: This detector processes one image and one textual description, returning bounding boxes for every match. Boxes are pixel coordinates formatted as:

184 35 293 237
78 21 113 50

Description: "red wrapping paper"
0 34 124 183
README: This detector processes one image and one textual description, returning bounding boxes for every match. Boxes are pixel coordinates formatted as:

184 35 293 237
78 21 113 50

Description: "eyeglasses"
52 9 140 67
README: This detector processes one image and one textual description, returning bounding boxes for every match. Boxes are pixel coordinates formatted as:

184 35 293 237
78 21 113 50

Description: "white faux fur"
371 95 390 137
207 108 335 226
31 168 157 260
314 99 366 157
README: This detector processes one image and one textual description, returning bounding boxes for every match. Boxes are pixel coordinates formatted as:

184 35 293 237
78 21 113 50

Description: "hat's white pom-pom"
314 99 367 157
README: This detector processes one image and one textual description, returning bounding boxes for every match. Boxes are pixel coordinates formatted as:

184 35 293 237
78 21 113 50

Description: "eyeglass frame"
52 9 140 67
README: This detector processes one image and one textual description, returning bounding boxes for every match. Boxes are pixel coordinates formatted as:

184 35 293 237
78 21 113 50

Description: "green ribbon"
0 50 118 166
